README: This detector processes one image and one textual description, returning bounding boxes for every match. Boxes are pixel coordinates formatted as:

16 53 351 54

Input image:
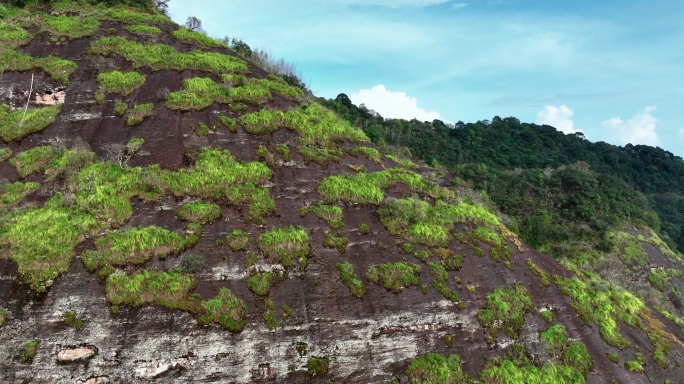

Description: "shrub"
337 262 364 298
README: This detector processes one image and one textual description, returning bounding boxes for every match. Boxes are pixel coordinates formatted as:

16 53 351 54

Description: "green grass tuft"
125 24 162 36
227 229 250 251
477 283 534 341
88 36 248 75
126 103 153 126
82 226 186 271
176 201 221 224
172 27 226 49
307 357 330 376
43 15 99 40
166 77 231 111
0 181 40 208
406 353 472 384
337 262 364 298
0 105 61 142
366 262 422 293
98 70 146 96
258 226 310 269
106 269 199 311
199 287 247 332
0 47 77 84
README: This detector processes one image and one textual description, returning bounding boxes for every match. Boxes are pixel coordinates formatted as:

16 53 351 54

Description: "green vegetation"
258 226 310 269
181 254 205 273
126 103 153 126
10 145 59 177
98 70 146 95
275 143 291 161
337 262 364 298
378 197 501 248
114 101 128 116
239 109 283 135
263 298 277 330
21 341 39 364
647 268 681 292
323 230 347 253
0 309 6 327
0 181 39 208
477 284 534 341
166 77 230 111
62 311 86 329
82 226 186 271
177 201 221 224
540 324 568 356
199 287 247 332
0 47 77 84
526 259 552 286
106 269 199 310
319 168 453 205
307 357 330 376
227 229 250 251
553 276 642 349
611 231 648 267
125 24 162 36
0 23 31 47
540 309 554 324
478 357 585 384
429 262 459 302
347 146 383 164
606 352 619 364
100 6 173 25
625 360 644 373
0 147 12 162
247 271 274 296
43 14 99 40
217 115 237 132
0 105 61 142
406 353 472 384
366 262 421 293
172 27 225 49
89 36 248 75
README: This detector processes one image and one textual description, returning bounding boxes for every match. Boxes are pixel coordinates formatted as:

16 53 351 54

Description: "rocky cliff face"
0 3 683 383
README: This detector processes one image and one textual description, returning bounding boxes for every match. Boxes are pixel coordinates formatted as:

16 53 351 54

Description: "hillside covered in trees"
322 94 684 260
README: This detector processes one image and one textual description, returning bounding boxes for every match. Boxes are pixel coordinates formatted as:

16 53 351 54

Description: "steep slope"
0 2 683 383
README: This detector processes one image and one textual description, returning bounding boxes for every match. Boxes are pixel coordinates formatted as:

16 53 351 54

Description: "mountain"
0 1 683 383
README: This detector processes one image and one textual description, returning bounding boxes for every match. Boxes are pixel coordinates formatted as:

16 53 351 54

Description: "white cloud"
601 106 660 146
452 2 468 9
351 85 441 121
536 105 579 134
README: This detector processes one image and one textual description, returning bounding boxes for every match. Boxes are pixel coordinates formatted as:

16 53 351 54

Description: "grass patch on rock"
88 36 248 75
0 105 61 142
106 269 200 310
477 283 534 341
198 287 247 332
337 262 364 298
176 201 221 224
258 226 310 270
126 103 153 126
366 262 421 293
124 24 162 36
406 353 472 384
98 70 146 96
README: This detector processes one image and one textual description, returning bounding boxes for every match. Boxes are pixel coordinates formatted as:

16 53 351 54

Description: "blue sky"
168 0 684 157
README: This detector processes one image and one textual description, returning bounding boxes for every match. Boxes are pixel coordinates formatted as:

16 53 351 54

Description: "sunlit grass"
258 226 310 269
98 70 146 96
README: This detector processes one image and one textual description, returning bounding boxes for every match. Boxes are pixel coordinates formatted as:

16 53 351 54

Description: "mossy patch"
98 70 146 96
337 262 364 298
106 269 200 311
406 353 472 384
198 287 247 332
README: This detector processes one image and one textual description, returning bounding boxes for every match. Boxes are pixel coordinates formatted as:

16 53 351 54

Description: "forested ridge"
321 94 684 259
